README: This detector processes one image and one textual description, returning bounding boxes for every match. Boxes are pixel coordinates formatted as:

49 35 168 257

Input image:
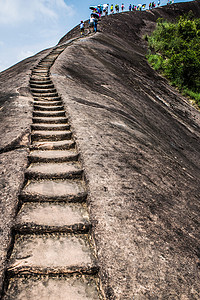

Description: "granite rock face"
1 2 200 299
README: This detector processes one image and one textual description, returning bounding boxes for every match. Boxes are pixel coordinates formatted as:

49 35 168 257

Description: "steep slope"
0 1 200 299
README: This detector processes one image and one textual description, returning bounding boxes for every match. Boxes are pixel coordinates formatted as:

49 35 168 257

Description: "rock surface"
0 1 200 299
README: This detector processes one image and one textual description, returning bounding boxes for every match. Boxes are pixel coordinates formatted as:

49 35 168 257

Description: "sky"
0 0 193 72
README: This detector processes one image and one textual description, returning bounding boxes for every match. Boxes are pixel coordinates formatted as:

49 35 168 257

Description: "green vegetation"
147 13 200 108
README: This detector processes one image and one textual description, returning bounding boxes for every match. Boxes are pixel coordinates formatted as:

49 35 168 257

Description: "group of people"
80 0 174 36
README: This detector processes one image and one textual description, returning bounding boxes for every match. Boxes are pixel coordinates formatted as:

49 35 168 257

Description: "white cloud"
0 0 75 25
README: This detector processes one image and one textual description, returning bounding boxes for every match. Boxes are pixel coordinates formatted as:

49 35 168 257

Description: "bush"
147 14 200 107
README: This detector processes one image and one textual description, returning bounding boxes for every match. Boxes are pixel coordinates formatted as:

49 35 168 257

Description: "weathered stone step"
21 179 87 202
30 83 55 89
33 67 49 71
31 123 70 131
7 233 98 276
20 180 87 202
31 139 75 150
32 100 63 106
39 59 55 62
30 79 52 85
32 69 49 73
42 56 58 60
28 149 79 163
14 202 90 234
33 105 64 112
31 76 50 81
31 130 72 142
31 88 57 94
33 111 65 118
32 116 68 124
25 162 83 180
33 96 62 102
4 274 101 300
32 73 49 77
32 92 59 98
51 48 65 54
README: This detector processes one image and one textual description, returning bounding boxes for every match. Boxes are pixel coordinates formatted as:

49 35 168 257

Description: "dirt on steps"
1 1 200 299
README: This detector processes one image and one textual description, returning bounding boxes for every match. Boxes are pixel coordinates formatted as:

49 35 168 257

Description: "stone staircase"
3 45 103 299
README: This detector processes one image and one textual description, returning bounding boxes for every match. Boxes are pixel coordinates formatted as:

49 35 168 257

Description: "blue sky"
0 0 192 72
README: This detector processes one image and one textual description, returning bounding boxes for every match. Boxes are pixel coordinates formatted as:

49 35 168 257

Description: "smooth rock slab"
8 234 98 275
15 202 90 233
21 179 87 202
4 275 101 300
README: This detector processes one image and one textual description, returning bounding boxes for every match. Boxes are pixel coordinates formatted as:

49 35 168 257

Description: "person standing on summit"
80 20 84 36
115 4 119 12
94 16 98 33
103 3 109 15
110 4 114 13
121 3 125 11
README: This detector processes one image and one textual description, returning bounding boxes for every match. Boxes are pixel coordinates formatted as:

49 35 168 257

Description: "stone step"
32 92 59 98
39 59 55 62
25 162 83 180
42 55 58 60
33 111 66 118
30 79 53 85
28 149 79 163
33 67 49 72
31 123 70 131
7 233 98 276
33 105 64 112
32 69 49 73
30 83 55 89
32 117 68 124
33 96 61 102
14 202 90 234
31 76 50 81
31 130 72 142
32 73 49 77
32 100 63 106
4 274 101 300
21 179 87 202
31 88 57 94
31 139 75 150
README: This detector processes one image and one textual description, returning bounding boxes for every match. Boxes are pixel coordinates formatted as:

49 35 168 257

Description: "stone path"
3 45 103 299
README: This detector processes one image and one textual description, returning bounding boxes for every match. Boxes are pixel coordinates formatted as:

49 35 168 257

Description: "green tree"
147 14 200 107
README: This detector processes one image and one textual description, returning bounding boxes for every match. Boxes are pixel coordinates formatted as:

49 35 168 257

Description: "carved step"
31 130 72 142
7 233 98 276
33 105 64 111
31 123 70 131
31 88 57 94
4 274 101 300
30 83 55 89
21 179 87 202
32 116 68 124
33 111 65 118
30 79 53 85
14 202 90 234
25 162 83 180
32 100 63 106
33 96 62 101
28 149 79 163
31 139 75 150
32 92 59 98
